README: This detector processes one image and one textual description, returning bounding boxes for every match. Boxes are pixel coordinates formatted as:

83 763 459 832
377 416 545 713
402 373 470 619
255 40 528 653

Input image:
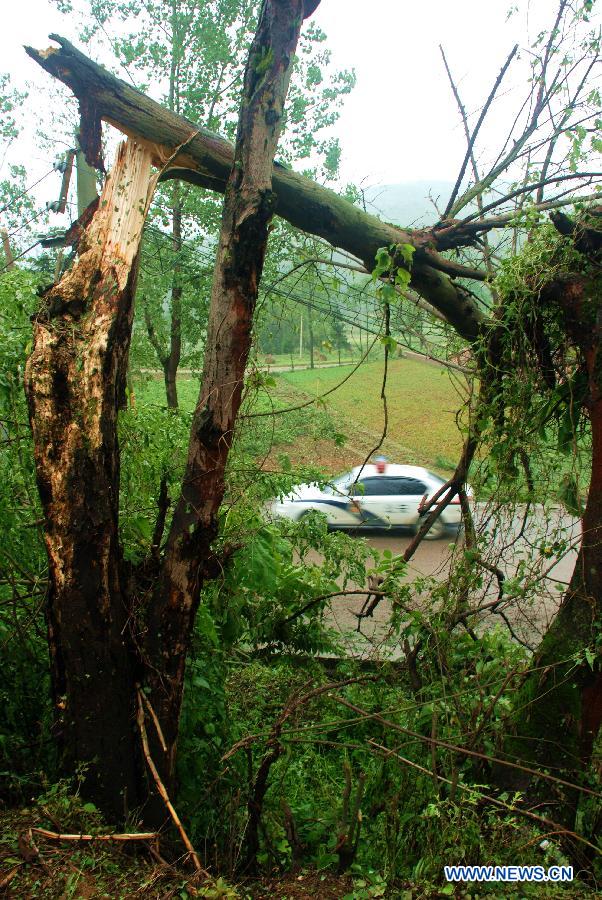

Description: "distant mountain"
362 181 454 228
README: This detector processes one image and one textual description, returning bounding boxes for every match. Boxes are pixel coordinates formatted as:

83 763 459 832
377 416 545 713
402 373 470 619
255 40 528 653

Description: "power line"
0 169 55 217
0 240 40 276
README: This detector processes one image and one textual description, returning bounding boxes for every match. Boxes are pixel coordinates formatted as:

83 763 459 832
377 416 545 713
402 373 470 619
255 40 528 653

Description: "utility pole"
1 229 14 270
75 134 98 216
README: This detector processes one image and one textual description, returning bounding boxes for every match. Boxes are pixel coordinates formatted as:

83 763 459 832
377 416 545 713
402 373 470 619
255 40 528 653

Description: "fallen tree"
25 35 485 343
22 1 602 833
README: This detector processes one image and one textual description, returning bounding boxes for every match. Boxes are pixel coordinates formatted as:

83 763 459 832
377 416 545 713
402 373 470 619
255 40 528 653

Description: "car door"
385 477 428 525
349 477 396 527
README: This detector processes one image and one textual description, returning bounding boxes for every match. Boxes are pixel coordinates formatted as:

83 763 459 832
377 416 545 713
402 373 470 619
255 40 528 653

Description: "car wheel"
419 517 447 540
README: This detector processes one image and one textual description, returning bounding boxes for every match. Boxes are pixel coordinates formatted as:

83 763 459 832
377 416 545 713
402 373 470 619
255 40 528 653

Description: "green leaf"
395 268 411 291
380 282 397 303
373 246 392 278
380 335 398 352
397 242 416 267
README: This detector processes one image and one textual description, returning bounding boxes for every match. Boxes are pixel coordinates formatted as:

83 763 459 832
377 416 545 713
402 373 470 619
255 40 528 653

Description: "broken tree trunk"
25 34 484 342
142 0 313 795
24 140 157 820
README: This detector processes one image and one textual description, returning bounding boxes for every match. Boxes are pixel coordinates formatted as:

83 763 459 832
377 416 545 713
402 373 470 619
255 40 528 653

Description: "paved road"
312 505 580 658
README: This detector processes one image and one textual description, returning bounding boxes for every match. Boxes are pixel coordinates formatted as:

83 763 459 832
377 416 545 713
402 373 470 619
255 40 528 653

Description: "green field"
134 355 466 478
278 357 465 473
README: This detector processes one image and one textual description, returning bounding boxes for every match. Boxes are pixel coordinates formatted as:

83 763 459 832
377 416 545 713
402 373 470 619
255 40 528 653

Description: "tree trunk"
142 0 313 794
23 1 313 827
500 275 602 823
1 228 14 270
24 140 157 820
25 34 484 342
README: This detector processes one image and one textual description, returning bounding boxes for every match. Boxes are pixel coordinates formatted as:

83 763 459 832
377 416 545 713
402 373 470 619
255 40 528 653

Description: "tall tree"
52 0 352 407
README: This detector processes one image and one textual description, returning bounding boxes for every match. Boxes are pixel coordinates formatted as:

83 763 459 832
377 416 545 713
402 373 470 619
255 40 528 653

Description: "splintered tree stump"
25 140 157 819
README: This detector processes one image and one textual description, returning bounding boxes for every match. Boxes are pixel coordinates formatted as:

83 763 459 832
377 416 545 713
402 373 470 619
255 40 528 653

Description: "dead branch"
0 865 22 890
367 740 599 856
332 696 602 801
136 690 206 874
32 828 158 842
140 688 168 753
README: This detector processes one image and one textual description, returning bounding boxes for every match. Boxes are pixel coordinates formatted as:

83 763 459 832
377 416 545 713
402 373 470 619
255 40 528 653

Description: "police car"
269 459 465 539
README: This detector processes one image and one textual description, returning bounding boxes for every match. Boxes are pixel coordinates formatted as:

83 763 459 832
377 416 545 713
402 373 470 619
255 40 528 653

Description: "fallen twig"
136 689 207 875
32 827 158 842
139 688 168 753
0 863 22 890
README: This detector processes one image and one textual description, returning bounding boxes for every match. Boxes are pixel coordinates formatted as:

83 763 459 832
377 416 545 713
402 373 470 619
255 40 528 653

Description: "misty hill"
363 181 454 228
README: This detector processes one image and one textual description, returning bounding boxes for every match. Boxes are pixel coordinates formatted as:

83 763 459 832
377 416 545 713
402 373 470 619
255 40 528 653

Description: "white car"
269 463 465 539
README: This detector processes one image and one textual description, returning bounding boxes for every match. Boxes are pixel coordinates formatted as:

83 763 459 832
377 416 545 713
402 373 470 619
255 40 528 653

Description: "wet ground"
310 504 580 658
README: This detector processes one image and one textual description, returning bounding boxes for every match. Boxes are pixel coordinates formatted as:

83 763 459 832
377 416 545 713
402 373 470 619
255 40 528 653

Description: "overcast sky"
1 0 598 198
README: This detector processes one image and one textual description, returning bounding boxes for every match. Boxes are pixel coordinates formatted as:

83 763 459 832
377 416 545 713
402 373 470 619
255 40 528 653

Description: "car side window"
389 478 427 495
353 478 384 496
352 477 428 497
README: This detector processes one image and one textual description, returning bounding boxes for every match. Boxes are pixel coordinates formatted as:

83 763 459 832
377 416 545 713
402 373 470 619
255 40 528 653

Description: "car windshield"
322 473 353 495
430 473 446 487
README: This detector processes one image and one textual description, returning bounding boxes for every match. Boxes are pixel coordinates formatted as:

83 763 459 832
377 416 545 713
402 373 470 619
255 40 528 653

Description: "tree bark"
24 140 157 820
142 0 313 793
25 34 484 342
500 274 602 824
1 228 15 270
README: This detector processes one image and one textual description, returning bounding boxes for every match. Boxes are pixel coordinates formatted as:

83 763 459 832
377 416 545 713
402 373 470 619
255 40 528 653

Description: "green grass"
132 357 466 478
134 373 200 410
279 357 465 470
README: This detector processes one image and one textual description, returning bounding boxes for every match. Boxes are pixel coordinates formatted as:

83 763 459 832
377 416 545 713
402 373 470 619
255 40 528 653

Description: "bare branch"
443 43 518 219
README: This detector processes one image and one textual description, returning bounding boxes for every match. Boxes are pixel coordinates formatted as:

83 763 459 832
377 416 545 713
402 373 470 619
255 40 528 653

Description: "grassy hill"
279 356 465 474
135 355 466 479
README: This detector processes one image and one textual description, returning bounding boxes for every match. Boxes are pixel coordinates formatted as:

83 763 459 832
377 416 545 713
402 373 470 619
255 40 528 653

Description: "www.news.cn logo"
444 865 573 883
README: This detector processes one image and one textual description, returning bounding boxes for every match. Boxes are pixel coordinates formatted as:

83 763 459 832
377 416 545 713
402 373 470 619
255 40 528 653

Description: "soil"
244 870 354 898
